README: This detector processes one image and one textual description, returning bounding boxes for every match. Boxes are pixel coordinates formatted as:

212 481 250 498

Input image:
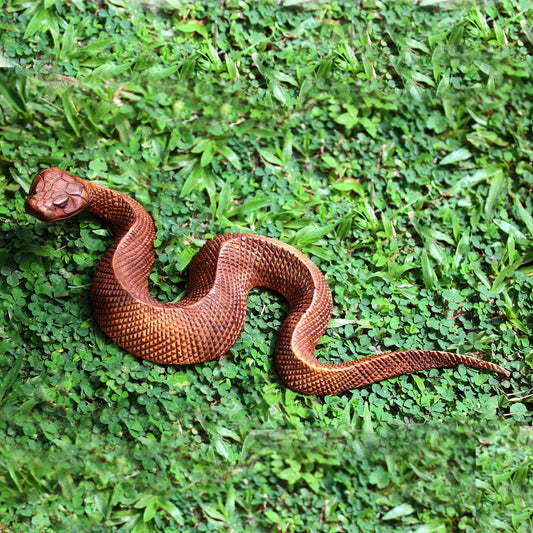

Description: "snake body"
25 168 509 395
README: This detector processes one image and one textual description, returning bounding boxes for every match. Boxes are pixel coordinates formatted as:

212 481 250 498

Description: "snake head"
25 168 90 222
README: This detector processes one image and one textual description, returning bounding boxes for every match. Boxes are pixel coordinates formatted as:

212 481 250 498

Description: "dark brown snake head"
25 168 90 222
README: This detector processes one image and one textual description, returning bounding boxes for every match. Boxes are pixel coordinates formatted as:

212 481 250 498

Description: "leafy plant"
0 0 531 530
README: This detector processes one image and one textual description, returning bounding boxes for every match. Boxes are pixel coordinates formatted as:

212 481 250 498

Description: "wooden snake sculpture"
24 168 509 395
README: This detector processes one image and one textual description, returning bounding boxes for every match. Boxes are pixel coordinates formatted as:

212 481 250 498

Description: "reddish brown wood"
25 168 509 395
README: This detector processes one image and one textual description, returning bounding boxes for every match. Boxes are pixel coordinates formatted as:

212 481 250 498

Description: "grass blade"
485 167 507 217
0 353 24 404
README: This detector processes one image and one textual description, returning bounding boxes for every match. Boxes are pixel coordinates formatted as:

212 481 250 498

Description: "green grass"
0 0 532 531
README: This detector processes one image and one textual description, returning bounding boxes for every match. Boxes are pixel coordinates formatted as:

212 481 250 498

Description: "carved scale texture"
83 181 507 395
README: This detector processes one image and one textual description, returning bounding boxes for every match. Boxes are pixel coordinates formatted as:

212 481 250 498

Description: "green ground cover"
0 0 532 531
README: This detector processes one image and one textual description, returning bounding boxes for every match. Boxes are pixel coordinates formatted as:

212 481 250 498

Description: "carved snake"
24 168 509 395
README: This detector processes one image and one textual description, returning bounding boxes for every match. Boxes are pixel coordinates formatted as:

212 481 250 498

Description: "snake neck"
86 182 139 235
86 182 156 302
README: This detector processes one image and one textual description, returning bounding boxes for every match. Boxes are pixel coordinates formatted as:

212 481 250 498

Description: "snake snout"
25 190 75 222
25 195 55 222
25 194 84 222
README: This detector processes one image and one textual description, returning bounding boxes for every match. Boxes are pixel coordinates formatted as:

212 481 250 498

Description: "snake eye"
53 197 69 209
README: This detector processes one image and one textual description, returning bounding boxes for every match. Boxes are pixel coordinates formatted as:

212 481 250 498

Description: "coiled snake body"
25 168 508 395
